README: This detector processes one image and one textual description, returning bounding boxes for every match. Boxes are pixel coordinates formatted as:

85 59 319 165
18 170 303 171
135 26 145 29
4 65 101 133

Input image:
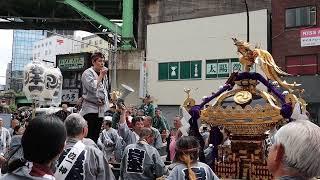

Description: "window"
100 39 103 44
89 40 92 44
95 40 98 45
286 55 318 75
49 41 52 45
286 6 316 28
81 44 84 48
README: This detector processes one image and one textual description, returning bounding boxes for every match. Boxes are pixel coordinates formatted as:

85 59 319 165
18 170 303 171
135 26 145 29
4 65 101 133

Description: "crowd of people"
0 107 319 180
0 52 319 180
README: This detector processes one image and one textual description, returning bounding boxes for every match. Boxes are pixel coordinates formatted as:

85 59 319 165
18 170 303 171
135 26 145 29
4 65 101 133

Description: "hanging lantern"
23 60 46 101
50 68 63 106
41 67 63 106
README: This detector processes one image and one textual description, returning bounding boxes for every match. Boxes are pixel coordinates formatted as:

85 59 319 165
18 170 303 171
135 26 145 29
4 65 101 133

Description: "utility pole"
111 27 118 90
244 0 249 42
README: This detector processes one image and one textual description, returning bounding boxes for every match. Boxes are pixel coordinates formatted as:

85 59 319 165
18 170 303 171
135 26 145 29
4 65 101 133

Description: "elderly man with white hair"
55 113 115 180
267 120 320 179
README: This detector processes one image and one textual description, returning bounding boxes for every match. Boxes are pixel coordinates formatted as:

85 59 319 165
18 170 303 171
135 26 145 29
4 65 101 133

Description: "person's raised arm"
118 105 130 141
119 105 127 125
81 67 108 94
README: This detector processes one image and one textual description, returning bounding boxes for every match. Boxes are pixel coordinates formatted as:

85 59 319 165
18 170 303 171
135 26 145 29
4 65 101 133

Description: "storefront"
56 52 91 105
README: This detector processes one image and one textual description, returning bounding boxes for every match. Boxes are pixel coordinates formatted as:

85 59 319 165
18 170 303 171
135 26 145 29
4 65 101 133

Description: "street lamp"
244 0 249 42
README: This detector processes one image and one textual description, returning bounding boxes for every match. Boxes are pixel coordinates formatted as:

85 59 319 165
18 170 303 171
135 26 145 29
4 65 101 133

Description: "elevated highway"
0 0 137 48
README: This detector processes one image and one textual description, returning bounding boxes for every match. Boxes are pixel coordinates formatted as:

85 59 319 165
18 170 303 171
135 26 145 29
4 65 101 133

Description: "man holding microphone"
80 52 109 143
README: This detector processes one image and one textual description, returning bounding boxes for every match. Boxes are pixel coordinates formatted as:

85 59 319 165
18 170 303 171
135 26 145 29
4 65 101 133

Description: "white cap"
104 116 112 121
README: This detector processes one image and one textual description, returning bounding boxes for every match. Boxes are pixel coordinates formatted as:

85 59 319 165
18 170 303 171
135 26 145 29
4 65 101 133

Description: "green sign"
158 61 202 80
58 56 85 70
206 60 217 78
191 61 202 79
217 59 229 77
180 61 191 79
159 63 169 80
231 58 242 72
206 58 256 78
169 62 179 79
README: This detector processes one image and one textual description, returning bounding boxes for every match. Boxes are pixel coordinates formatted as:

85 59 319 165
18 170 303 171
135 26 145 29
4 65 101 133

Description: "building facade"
80 35 109 57
32 35 81 67
146 9 270 107
138 0 271 49
56 53 91 105
5 63 11 91
272 0 320 124
11 30 47 92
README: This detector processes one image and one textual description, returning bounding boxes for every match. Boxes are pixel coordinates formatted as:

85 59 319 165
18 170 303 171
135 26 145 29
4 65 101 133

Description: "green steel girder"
62 0 135 49
62 0 122 35
121 0 134 50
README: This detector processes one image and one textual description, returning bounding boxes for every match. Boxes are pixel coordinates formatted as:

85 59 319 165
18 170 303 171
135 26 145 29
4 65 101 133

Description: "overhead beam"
62 0 122 35
0 21 92 30
0 21 116 44
121 0 134 50
0 16 94 22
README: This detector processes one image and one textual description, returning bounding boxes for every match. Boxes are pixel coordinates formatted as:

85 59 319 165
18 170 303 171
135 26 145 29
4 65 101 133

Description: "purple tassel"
280 103 293 119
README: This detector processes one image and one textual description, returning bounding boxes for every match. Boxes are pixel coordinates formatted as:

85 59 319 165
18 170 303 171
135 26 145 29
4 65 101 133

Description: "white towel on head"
291 102 308 121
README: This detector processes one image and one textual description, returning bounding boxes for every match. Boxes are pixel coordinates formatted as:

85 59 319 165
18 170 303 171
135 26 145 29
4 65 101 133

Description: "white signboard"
61 89 79 103
301 28 320 47
139 62 147 98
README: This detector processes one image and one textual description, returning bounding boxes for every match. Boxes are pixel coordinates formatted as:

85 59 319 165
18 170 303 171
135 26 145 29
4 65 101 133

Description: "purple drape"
187 72 293 164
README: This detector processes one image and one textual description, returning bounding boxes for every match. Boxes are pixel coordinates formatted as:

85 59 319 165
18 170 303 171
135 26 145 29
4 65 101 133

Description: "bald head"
62 104 68 111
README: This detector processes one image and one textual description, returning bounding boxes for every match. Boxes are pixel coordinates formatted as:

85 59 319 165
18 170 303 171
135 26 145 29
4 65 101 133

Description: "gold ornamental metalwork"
183 88 195 111
234 91 252 105
201 104 282 136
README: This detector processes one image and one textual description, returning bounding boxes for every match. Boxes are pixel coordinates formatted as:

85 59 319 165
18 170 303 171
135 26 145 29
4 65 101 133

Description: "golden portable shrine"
183 38 307 180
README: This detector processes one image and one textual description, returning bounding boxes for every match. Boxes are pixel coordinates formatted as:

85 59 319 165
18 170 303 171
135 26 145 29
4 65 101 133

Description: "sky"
0 30 13 85
0 30 92 86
